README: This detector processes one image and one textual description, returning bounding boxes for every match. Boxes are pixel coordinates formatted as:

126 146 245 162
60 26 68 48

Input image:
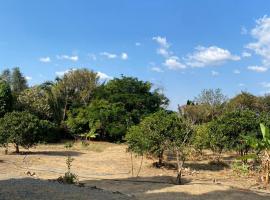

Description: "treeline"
0 67 168 152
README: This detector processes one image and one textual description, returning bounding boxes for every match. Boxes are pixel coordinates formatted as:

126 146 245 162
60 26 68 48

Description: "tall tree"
0 81 12 117
11 67 28 95
55 69 99 121
0 69 11 84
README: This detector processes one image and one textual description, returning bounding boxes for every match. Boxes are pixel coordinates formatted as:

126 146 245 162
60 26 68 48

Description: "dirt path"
0 142 270 199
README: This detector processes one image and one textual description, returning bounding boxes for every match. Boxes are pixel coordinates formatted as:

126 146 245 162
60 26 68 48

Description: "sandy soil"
0 142 270 200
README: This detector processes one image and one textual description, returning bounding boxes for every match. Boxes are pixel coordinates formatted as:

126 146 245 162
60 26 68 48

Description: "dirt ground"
0 142 270 200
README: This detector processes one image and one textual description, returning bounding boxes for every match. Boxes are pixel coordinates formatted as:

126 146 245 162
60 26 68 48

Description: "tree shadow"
0 178 132 200
184 162 230 171
10 150 84 157
0 177 269 200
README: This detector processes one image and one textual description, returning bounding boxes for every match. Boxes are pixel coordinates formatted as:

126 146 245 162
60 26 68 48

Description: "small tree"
0 111 41 153
167 114 193 184
126 110 194 184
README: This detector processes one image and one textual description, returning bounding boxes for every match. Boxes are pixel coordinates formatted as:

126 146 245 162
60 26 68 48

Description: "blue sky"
1 0 270 110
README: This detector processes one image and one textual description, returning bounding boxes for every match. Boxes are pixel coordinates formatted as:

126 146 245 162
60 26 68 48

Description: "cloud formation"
247 65 268 72
56 55 78 61
186 46 240 67
164 56 186 70
39 57 51 63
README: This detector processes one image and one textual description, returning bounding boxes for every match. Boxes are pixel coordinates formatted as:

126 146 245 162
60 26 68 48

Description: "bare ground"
0 142 270 200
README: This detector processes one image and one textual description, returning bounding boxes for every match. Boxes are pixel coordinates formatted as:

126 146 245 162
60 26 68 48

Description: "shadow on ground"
83 176 270 200
9 151 84 157
0 177 269 200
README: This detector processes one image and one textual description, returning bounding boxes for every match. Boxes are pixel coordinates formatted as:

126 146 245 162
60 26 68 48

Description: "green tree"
0 69 11 84
67 100 127 141
208 109 260 159
55 69 99 121
126 110 193 184
11 67 28 95
17 86 54 120
0 111 41 153
227 91 263 112
0 81 12 117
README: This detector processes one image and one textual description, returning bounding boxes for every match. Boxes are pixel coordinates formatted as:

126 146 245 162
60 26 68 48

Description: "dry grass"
0 142 270 199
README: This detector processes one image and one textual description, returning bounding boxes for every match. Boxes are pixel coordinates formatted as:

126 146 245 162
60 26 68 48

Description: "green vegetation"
1 67 270 186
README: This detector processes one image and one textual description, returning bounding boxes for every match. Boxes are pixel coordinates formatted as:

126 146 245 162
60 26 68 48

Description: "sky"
1 0 270 110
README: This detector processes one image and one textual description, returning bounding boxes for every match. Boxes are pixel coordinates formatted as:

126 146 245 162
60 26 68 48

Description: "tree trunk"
136 155 143 177
158 151 164 167
176 150 183 185
15 144 19 154
62 96 68 121
130 152 134 177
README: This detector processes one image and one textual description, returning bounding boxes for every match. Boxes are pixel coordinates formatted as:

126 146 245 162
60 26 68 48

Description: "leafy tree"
0 81 12 117
11 67 28 95
227 91 263 112
193 123 210 154
0 69 11 84
193 88 227 121
126 110 193 184
208 109 260 159
17 86 54 120
0 111 41 153
94 76 169 125
67 100 127 141
179 104 211 124
55 69 99 121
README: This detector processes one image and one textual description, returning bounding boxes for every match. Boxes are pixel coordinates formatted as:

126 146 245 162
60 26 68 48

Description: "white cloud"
153 36 171 58
246 16 270 66
100 52 117 59
152 36 170 48
233 69 241 74
39 57 51 63
211 70 219 76
56 55 78 61
186 46 240 67
164 56 186 70
97 71 112 80
242 51 251 57
135 42 141 46
121 52 128 60
151 67 164 73
247 65 268 72
55 68 77 77
239 83 245 87
157 48 170 57
26 76 32 80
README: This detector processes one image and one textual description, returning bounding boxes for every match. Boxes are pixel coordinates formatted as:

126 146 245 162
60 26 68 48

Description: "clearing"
0 142 270 200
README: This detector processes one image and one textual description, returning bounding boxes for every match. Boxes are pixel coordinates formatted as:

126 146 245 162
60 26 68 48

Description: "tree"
11 67 28 95
208 109 260 159
193 123 210 154
227 91 263 112
193 88 227 121
17 86 55 120
67 100 127 141
0 111 41 153
0 69 11 84
126 110 193 184
55 69 99 121
94 76 168 125
0 81 12 117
